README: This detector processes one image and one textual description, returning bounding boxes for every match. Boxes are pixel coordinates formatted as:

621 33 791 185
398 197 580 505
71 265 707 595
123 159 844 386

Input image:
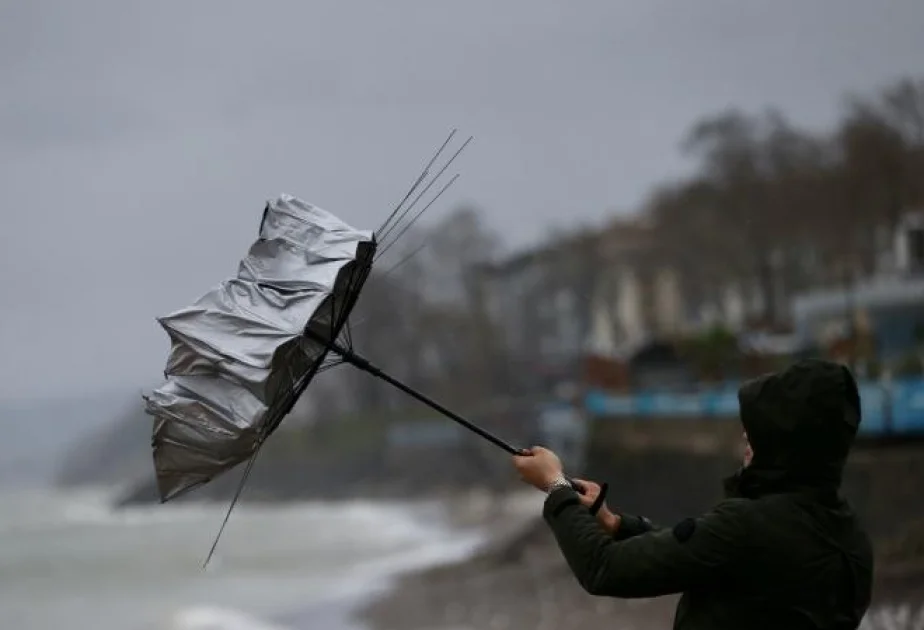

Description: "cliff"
54 398 153 489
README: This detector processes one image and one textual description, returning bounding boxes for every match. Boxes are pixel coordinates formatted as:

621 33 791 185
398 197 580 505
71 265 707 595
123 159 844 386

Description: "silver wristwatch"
546 474 571 494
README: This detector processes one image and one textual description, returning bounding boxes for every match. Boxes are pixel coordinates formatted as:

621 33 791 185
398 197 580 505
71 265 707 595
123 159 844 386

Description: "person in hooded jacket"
513 358 874 629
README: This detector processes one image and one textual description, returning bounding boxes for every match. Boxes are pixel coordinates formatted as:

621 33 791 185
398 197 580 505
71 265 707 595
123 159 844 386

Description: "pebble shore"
358 501 924 630
357 503 678 630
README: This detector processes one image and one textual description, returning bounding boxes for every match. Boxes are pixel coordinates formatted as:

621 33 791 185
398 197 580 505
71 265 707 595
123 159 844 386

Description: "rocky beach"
357 513 679 630
357 508 924 630
354 429 924 630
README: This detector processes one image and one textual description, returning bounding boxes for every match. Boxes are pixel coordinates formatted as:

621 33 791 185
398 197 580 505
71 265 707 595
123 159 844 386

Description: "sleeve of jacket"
612 512 658 541
543 487 750 598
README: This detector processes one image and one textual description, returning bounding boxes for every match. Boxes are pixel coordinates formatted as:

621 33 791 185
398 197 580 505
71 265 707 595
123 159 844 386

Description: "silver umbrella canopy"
144 194 375 502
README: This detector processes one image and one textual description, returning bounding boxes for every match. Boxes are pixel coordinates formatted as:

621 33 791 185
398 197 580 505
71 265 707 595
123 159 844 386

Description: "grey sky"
1 0 922 400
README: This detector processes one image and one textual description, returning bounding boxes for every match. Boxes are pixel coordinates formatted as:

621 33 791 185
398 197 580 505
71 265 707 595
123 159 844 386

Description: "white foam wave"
161 527 484 630
0 486 440 537
0 486 118 533
154 497 487 630
163 606 292 630
328 524 484 601
0 485 493 630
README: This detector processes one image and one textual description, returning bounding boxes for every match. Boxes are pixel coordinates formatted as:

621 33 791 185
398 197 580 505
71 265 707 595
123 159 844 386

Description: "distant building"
584 217 762 358
792 210 924 363
683 282 763 333
479 211 798 391
585 217 680 357
792 276 924 361
475 229 603 393
480 215 760 388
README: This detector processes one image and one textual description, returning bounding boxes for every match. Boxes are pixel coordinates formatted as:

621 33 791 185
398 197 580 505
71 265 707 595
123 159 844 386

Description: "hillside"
113 414 520 506
0 390 128 487
53 398 154 489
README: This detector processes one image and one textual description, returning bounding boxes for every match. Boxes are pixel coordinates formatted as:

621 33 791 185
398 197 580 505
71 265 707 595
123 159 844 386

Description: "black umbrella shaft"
321 340 523 455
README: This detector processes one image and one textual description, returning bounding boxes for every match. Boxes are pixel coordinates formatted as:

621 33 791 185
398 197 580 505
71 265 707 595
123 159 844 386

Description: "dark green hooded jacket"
543 359 874 629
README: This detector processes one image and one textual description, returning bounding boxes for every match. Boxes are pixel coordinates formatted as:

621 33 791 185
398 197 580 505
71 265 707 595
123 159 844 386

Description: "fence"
584 377 924 436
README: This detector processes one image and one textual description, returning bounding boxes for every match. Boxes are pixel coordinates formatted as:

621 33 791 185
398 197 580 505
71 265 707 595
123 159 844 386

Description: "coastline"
275 489 547 630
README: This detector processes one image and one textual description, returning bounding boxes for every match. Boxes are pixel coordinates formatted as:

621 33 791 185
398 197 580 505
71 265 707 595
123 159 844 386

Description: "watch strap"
545 474 571 494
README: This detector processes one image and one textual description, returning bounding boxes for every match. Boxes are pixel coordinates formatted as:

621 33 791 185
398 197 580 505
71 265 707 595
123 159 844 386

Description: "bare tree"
419 205 510 402
681 110 784 324
646 178 736 323
839 79 924 237
666 109 847 327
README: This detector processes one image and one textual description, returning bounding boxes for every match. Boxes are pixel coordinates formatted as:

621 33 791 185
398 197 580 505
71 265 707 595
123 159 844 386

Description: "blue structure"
584 377 924 437
792 276 924 363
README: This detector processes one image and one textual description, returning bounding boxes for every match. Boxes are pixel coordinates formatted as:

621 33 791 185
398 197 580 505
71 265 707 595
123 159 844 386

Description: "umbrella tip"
202 548 224 572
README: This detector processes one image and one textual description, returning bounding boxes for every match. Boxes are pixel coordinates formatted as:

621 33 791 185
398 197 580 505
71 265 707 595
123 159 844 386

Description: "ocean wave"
0 486 440 536
161 526 485 630
0 486 120 532
0 484 494 630
162 606 293 630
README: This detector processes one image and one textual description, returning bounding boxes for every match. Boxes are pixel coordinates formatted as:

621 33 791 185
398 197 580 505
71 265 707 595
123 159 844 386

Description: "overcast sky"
1 0 923 401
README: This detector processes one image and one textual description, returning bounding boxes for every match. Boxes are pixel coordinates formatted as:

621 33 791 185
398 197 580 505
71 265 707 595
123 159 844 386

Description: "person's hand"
512 446 563 491
572 479 620 535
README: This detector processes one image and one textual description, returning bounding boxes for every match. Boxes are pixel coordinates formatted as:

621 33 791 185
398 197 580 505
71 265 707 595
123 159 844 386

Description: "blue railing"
384 378 924 449
584 377 924 436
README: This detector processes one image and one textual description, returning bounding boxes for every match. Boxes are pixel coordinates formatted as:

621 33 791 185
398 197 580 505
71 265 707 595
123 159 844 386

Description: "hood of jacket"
724 359 861 499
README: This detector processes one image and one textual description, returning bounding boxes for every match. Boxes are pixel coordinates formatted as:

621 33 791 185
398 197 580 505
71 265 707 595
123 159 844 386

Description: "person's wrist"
602 510 621 535
544 472 569 493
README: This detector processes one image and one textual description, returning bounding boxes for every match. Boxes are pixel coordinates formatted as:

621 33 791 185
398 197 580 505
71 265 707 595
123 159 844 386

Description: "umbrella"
144 131 579 565
144 194 377 503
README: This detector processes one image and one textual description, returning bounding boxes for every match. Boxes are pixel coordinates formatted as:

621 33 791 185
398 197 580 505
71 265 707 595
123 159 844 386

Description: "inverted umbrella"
144 194 376 502
143 131 580 566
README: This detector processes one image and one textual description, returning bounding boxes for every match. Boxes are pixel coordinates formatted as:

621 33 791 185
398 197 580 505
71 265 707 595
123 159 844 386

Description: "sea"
0 486 540 630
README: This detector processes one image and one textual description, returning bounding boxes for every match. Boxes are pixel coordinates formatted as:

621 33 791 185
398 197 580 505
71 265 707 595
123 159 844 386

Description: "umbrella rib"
377 135 472 247
333 241 373 351
376 173 460 261
341 321 353 351
338 266 355 350
378 240 429 280
330 251 368 351
376 129 457 237
376 138 462 245
203 444 263 568
339 258 367 350
317 357 344 374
